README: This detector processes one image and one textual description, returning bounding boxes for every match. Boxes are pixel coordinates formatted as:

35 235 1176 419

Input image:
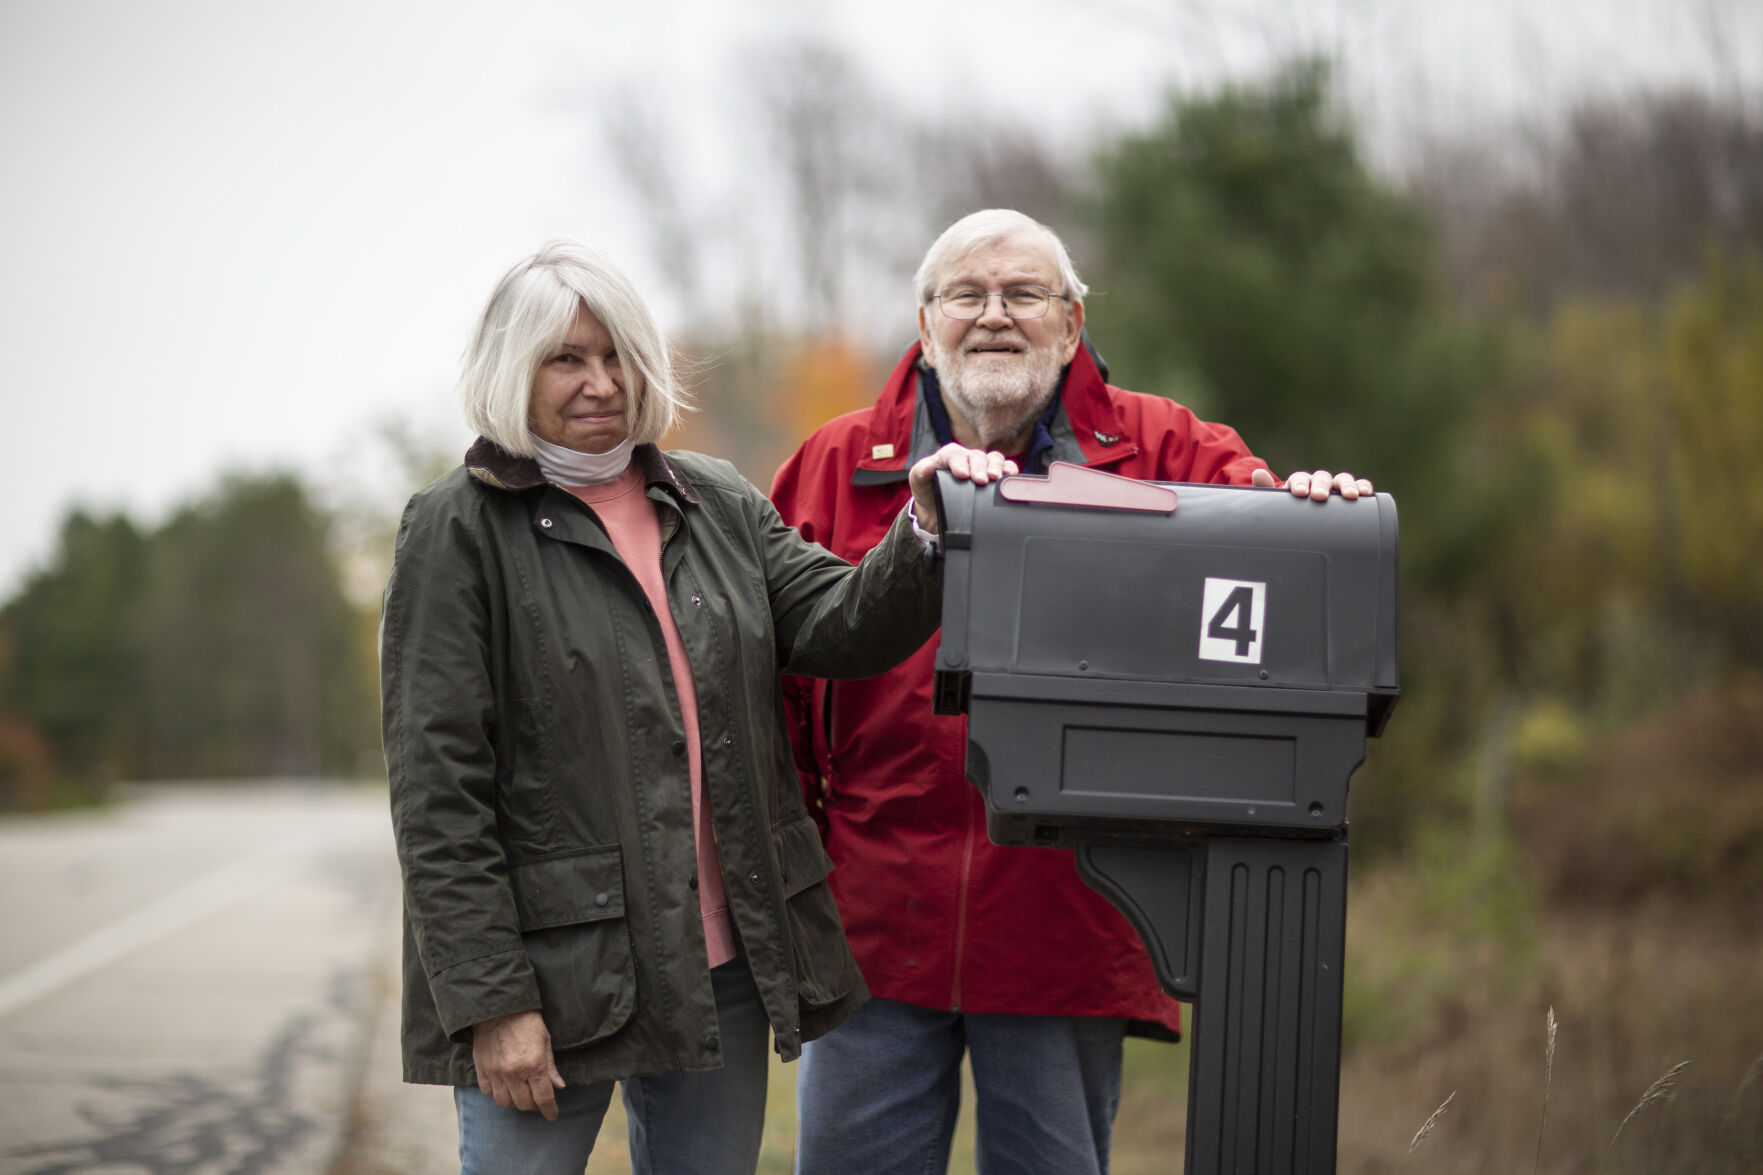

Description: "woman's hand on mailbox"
1252 467 1374 502
909 444 1018 535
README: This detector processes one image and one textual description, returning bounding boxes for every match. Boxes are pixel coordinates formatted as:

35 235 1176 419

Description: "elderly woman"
381 239 1009 1175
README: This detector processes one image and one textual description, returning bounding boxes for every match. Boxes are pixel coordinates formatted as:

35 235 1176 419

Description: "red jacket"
769 342 1270 1038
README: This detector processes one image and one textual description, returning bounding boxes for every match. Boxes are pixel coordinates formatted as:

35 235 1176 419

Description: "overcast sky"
2 0 1757 601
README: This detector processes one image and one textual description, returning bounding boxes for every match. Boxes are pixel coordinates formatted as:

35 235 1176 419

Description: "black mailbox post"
933 462 1399 1174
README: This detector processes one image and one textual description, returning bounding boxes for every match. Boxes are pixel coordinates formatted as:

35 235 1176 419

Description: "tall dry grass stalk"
1533 1005 1557 1175
1601 1059 1692 1169
1404 1090 1455 1163
1727 1049 1763 1123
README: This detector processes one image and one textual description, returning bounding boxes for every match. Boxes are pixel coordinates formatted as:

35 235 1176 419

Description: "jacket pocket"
774 813 857 1007
508 845 637 1052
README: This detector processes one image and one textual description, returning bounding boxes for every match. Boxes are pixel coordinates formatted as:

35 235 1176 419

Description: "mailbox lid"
941 476 1398 700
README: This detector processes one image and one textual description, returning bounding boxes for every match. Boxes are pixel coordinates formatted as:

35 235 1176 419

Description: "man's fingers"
1283 469 1376 501
1334 472 1374 499
929 443 1013 486
1251 467 1276 488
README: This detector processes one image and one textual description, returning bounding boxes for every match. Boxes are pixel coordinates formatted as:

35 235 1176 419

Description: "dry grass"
1405 1091 1455 1163
1102 884 1763 1174
1534 1006 1557 1174
1601 1059 1691 1169
1326 903 1763 1173
1275 681 1763 1173
1729 1051 1763 1125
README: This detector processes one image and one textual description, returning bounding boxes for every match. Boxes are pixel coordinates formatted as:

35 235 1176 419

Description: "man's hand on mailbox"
1251 467 1375 502
909 443 1018 535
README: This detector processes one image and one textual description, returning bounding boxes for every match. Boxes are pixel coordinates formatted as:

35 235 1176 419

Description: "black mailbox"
934 462 1399 1175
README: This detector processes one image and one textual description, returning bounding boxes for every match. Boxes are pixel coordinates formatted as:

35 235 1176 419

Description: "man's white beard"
932 334 1064 452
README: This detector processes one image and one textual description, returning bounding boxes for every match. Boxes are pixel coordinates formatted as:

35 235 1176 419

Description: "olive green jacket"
381 440 940 1086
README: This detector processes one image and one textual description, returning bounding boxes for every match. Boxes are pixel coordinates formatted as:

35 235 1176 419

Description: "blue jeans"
456 954 770 1175
794 996 1126 1175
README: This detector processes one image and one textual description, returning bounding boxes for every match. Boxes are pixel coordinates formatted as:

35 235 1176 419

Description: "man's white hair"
913 209 1090 307
458 239 691 457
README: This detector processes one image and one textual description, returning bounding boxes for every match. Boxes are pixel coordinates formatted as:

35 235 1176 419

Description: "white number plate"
1198 577 1266 664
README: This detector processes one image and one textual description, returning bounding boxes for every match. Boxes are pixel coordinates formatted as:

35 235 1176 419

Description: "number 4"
1198 578 1266 664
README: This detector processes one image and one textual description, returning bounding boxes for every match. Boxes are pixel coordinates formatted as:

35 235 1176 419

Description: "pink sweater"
567 467 737 969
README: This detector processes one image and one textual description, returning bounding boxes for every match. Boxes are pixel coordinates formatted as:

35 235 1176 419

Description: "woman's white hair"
458 239 690 456
913 209 1090 307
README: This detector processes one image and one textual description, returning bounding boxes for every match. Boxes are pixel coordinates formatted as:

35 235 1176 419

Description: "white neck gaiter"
531 436 637 486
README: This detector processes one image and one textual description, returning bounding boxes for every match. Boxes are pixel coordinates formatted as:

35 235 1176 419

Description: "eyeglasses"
932 285 1069 320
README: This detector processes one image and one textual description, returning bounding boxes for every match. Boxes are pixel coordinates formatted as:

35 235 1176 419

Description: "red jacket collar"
853 341 1141 475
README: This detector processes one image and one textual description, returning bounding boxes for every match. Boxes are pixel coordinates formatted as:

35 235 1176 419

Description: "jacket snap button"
594 892 609 907
722 735 734 747
671 740 686 756
705 1033 719 1050
688 873 698 891
748 871 761 885
691 594 703 606
539 518 553 528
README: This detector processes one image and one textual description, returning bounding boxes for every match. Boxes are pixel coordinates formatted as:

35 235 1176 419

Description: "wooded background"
4 39 1760 1171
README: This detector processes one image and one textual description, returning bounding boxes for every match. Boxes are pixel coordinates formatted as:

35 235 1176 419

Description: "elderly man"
770 209 1370 1175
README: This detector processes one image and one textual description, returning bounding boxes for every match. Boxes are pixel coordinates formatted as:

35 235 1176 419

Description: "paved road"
0 782 456 1175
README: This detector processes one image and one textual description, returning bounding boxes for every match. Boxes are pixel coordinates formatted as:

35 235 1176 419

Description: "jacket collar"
851 341 1140 485
464 437 700 505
